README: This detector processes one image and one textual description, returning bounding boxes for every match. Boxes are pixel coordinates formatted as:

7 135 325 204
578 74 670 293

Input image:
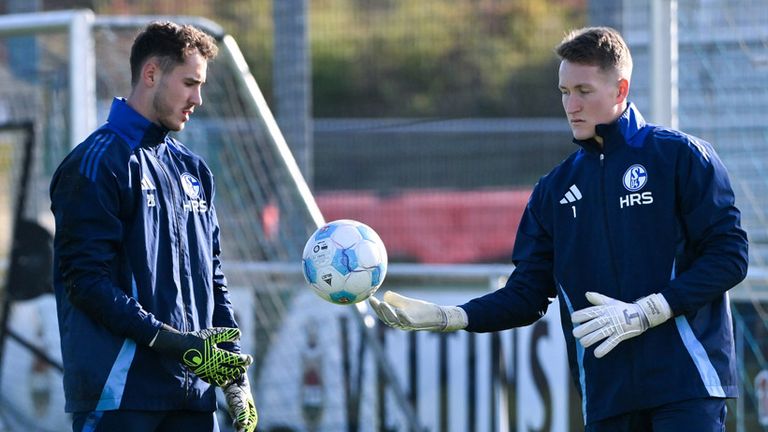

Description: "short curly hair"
555 27 633 79
129 21 218 86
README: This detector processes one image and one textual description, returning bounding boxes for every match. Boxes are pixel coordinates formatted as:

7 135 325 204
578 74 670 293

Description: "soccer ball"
302 219 388 305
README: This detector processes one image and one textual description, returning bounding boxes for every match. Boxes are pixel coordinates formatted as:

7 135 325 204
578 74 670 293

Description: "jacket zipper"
599 153 622 296
153 146 192 396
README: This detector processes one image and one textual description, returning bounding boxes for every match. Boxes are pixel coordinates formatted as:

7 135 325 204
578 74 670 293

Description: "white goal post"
0 9 324 228
0 9 96 149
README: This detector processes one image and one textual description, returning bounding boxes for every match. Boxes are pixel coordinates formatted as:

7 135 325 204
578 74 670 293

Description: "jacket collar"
106 97 169 149
573 102 649 154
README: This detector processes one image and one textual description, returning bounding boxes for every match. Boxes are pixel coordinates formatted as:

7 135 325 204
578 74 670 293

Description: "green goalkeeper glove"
368 291 468 331
150 325 252 386
224 374 258 432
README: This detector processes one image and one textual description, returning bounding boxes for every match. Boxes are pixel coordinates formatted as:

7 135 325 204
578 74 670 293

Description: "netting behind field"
623 0 768 283
0 18 325 430
0 30 70 431
1 2 768 430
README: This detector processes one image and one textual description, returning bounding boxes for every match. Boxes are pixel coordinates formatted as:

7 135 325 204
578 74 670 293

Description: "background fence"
0 0 766 431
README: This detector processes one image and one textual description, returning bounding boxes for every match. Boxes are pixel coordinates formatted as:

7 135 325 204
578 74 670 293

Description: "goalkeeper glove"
368 291 468 331
571 292 672 358
224 374 258 432
150 325 252 386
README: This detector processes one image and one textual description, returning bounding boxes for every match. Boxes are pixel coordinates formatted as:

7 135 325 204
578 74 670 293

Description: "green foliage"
212 0 274 104
92 0 585 118
309 0 586 117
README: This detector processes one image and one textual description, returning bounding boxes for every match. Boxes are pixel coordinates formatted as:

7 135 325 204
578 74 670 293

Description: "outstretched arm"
369 291 468 331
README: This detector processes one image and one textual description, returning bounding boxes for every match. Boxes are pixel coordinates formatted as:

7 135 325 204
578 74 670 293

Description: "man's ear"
617 78 630 102
142 59 160 87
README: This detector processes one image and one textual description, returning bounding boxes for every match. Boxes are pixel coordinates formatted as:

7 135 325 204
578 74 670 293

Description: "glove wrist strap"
636 293 673 328
440 306 468 331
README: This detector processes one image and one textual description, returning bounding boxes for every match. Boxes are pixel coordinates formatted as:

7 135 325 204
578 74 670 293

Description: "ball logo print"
622 164 648 191
302 219 388 305
184 349 204 366
181 172 201 199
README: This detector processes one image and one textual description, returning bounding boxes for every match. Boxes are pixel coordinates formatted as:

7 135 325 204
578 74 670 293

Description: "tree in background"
310 0 585 117
71 0 585 117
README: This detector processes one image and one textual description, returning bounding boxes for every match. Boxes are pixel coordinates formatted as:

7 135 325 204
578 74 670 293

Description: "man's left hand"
224 375 258 432
571 292 672 358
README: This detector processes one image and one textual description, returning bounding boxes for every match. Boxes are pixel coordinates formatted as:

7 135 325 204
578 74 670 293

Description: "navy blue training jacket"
50 98 240 413
461 103 748 424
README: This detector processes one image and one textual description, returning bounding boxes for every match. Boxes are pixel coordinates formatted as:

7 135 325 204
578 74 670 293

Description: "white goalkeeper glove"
223 375 258 432
368 291 468 332
571 292 672 358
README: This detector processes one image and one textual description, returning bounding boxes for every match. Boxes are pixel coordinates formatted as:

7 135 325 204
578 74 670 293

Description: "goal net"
0 11 415 432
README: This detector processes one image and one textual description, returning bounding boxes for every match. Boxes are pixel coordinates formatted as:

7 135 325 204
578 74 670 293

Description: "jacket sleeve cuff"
138 319 166 347
657 286 684 316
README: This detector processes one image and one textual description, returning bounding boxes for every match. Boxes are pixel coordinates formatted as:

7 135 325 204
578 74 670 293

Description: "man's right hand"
368 291 468 331
150 325 252 386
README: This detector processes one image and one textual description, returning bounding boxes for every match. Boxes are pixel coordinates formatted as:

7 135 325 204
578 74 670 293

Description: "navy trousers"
73 409 219 432
586 397 727 432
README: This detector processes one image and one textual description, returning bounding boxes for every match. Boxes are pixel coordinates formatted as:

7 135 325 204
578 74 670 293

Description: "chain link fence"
0 1 766 430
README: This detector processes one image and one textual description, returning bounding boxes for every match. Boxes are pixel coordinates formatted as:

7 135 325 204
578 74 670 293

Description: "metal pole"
508 329 516 432
273 0 313 183
340 315 354 432
69 9 96 147
219 35 325 228
736 319 744 432
0 9 96 148
0 122 37 392
438 333 448 432
377 324 387 432
650 0 678 129
467 332 476 432
491 332 500 432
408 331 418 409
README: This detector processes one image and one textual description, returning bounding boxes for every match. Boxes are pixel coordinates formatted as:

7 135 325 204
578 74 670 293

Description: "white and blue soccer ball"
302 219 388 305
